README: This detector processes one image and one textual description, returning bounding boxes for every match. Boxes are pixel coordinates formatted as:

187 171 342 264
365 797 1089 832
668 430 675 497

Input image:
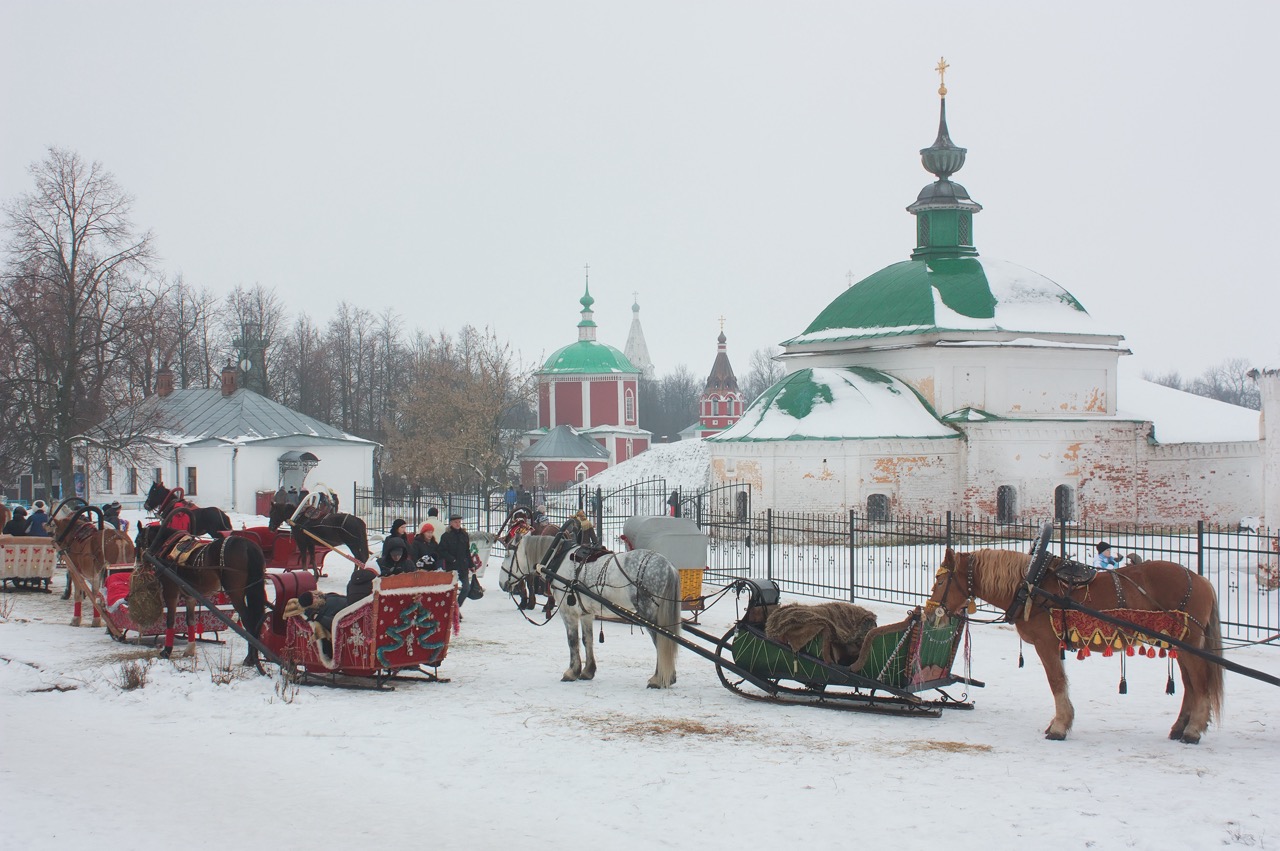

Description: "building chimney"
156 368 174 398
220 363 238 397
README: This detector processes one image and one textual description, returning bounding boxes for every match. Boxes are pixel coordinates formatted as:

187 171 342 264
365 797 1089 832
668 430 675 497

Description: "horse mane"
968 548 1033 602
518 534 557 565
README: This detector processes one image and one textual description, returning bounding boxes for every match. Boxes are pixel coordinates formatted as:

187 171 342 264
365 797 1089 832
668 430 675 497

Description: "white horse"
499 534 680 688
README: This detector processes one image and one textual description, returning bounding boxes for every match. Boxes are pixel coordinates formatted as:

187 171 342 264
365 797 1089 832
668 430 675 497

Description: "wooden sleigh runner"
261 569 459 687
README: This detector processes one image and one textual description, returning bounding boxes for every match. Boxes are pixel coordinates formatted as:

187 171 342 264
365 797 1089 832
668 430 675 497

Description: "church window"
996 485 1018 524
575 463 589 483
625 439 633 460
102 464 113 492
958 212 972 245
186 466 198 497
625 390 635 423
735 490 749 521
126 468 138 495
1054 485 1075 522
866 493 890 521
918 216 930 246
535 464 548 487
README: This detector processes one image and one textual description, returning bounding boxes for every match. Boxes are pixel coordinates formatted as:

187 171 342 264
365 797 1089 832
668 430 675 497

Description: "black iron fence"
699 503 1280 642
353 477 1280 641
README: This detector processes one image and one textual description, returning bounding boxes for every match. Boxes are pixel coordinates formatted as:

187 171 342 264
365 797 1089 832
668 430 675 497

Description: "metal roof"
85 388 373 446
519 425 610 460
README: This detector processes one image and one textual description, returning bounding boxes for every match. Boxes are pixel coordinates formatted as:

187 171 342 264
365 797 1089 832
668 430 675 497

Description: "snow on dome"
709 367 959 442
787 257 1120 346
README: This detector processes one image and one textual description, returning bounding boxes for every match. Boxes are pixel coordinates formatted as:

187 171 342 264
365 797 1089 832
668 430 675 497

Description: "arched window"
535 464 548 487
575 463 589 483
735 490 749 521
866 493 890 521
625 389 635 423
997 485 1018 524
1054 485 1075 522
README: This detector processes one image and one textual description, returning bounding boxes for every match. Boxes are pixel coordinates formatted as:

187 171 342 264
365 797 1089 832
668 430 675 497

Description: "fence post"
766 508 774 581
1058 518 1067 559
945 510 953 550
1197 519 1205 576
695 491 703 528
593 485 603 531
848 508 856 603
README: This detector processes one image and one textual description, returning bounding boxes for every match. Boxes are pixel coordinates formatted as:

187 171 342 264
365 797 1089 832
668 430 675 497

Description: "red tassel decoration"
1103 645 1113 658
1169 648 1178 659
1125 646 1135 657
1076 649 1087 661
1147 646 1157 658
1158 647 1167 658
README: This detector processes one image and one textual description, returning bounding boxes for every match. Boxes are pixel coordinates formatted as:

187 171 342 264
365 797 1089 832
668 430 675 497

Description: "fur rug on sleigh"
765 601 878 666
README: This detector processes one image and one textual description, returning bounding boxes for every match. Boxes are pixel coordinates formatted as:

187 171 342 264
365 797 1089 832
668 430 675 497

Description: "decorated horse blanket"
158 533 217 568
1051 608 1192 656
765 602 878 666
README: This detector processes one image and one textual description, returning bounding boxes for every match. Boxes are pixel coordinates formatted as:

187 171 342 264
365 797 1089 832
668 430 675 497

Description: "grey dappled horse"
499 534 680 688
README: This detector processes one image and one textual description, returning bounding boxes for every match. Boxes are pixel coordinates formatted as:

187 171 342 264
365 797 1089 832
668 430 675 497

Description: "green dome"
784 256 1107 347
541 340 639 375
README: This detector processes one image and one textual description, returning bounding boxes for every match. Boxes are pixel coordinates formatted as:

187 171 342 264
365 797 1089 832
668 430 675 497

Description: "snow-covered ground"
3 526 1280 849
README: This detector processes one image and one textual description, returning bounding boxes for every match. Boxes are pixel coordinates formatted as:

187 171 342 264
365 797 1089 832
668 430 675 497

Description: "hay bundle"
765 602 878 666
126 563 164 628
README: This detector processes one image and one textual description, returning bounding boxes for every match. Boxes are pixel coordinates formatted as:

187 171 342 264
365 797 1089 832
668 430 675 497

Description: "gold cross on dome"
936 57 949 97
718 315 725 332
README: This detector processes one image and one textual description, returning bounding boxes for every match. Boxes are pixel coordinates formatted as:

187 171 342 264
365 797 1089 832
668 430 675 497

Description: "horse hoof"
561 673 578 682
1044 730 1066 741
159 648 173 659
1180 733 1202 745
69 618 81 628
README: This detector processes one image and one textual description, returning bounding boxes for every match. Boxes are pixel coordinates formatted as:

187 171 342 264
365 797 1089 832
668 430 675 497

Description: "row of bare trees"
0 147 716 500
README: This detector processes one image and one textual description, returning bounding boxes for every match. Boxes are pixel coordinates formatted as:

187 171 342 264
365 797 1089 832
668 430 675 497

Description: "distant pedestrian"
504 485 518 512
667 489 681 518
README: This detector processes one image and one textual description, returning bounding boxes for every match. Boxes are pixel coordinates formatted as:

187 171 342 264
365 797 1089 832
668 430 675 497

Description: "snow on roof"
579 438 710 494
1117 363 1259 444
709 367 959 442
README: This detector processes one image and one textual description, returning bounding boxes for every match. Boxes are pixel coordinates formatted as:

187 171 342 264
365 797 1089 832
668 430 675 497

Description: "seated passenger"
411 522 443 571
377 538 413 577
2 506 28 536
1092 541 1120 570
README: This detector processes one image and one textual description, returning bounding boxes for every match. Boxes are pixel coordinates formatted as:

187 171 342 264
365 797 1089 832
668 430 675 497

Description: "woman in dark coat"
410 522 444 570
382 519 410 557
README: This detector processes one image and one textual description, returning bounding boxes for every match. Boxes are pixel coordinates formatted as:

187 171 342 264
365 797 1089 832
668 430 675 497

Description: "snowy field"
3 524 1280 849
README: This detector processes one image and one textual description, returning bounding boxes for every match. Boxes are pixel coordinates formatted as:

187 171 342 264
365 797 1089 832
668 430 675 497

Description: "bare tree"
0 148 154 498
1146 358 1260 410
640 365 700 440
222 284 285 395
741 346 785 406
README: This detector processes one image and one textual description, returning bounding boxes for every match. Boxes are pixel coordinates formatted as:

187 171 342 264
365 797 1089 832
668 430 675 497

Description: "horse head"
143 481 170 513
267 502 293 532
925 548 977 625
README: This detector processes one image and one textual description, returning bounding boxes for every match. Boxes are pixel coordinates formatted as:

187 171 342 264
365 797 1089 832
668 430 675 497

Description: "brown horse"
136 520 267 664
48 500 135 627
144 482 232 536
269 511 369 576
927 546 1223 743
497 516 559 610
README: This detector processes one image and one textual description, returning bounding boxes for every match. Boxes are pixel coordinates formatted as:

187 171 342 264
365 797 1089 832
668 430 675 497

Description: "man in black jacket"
439 514 472 605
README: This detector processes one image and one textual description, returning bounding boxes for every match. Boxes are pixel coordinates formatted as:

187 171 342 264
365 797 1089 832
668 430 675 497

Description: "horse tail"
654 558 682 686
1203 601 1225 726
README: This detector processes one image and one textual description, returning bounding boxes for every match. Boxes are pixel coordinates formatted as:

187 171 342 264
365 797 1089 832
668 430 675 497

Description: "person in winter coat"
377 537 413 577
26 501 51 537
2 506 28 536
439 514 472 604
102 501 124 531
1092 541 1120 569
411 522 443 570
383 519 410 556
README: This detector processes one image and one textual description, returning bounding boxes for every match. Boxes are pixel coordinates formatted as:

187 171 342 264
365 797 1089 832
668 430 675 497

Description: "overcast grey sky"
3 2 1276 384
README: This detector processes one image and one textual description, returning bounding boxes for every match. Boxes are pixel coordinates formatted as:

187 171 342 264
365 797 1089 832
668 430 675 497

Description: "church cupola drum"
697 322 744 437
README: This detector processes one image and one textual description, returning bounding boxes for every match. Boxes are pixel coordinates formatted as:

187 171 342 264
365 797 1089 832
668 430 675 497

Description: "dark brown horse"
927 546 1223 743
268 509 369 575
136 519 267 664
144 482 232 536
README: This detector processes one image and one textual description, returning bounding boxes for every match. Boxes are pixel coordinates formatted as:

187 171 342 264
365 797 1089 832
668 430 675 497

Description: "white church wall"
1139 441 1262 526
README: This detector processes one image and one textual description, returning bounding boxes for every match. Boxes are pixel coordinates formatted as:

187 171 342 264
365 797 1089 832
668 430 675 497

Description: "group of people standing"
380 508 477 605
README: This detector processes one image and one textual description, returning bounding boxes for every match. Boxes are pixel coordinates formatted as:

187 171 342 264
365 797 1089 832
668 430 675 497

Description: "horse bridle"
924 555 977 620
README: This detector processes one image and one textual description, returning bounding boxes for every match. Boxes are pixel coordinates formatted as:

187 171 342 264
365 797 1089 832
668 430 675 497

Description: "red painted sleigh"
98 564 235 642
260 569 458 682
231 526 331 571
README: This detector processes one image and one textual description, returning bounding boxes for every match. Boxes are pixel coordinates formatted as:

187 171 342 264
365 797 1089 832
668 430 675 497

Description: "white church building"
708 91 1267 526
